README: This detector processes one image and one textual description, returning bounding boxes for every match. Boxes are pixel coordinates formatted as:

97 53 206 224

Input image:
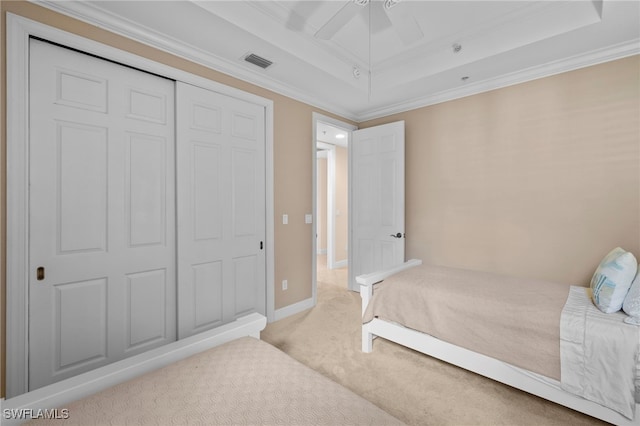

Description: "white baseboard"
332 259 348 269
273 297 315 322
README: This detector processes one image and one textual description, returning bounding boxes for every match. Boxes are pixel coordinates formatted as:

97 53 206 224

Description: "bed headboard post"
360 283 374 316
357 259 423 316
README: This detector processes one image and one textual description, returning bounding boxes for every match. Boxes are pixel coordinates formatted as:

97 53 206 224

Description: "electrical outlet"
282 279 288 290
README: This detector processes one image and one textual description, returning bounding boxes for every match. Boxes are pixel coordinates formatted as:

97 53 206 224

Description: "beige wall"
335 146 349 262
361 55 640 286
0 0 354 397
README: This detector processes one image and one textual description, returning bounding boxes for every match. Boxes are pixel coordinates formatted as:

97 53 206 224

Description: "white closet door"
177 82 266 338
28 39 176 391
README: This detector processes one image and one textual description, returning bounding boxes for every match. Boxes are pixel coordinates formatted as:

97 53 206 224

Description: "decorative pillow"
623 271 640 324
590 247 637 314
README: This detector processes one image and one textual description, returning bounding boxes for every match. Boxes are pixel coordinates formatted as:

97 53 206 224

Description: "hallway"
317 254 348 290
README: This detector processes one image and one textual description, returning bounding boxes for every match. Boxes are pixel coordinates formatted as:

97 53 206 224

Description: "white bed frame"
358 260 639 426
0 313 266 425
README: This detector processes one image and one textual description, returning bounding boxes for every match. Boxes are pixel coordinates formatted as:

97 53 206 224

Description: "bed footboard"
358 259 422 353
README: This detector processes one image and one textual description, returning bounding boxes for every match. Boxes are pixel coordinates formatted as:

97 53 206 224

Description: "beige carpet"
261 256 607 426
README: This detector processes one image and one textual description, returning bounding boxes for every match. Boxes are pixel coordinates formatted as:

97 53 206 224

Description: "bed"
1 313 402 426
358 259 640 426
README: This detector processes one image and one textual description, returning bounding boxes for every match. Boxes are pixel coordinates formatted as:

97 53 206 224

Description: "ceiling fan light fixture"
354 0 370 6
353 66 362 79
384 0 401 10
452 43 462 54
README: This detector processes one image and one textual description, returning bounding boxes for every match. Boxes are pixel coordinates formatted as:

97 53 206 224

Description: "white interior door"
28 39 176 391
349 121 405 291
177 82 266 338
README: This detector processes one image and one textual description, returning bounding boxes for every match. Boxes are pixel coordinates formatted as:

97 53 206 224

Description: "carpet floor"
261 257 606 426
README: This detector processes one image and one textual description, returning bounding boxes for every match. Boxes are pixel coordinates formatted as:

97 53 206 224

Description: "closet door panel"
55 278 108 370
28 39 176 391
193 143 223 241
57 122 109 253
127 133 168 247
232 149 257 237
126 269 169 351
233 255 258 317
177 82 266 339
193 261 224 331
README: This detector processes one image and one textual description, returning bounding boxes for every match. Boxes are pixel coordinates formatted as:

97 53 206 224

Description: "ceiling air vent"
244 53 273 70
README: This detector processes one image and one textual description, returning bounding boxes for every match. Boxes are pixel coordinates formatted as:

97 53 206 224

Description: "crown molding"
32 1 639 124
32 0 361 121
356 39 640 122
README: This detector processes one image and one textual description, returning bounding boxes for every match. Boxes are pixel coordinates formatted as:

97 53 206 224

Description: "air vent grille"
244 53 273 69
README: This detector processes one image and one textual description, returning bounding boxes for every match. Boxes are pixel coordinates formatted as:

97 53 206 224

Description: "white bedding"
561 286 640 420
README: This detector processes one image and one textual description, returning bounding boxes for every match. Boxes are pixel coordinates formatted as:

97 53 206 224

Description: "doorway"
312 114 356 299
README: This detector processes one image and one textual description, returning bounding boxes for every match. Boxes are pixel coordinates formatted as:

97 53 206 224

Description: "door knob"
390 233 403 238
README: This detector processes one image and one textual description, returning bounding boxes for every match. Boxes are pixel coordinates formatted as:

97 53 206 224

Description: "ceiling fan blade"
315 1 365 40
384 2 423 45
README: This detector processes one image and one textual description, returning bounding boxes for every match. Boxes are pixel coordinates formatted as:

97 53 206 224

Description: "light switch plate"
282 214 288 225
305 214 312 224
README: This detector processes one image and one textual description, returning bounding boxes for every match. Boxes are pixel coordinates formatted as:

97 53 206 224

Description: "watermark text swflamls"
3 408 70 420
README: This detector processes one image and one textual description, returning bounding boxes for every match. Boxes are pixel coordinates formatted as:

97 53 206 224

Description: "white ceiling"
317 122 350 145
39 0 640 121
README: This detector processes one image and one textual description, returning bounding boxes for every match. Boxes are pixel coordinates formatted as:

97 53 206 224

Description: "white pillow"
623 271 640 324
590 247 637 314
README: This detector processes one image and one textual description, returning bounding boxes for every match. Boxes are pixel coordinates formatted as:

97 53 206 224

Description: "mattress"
28 337 403 425
363 263 572 380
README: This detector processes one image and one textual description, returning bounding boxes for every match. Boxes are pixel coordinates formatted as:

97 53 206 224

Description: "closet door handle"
37 266 45 281
390 233 403 238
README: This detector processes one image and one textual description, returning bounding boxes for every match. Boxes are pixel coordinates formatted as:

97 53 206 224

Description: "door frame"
311 113 356 302
317 141 343 269
6 13 275 398
315 142 332 258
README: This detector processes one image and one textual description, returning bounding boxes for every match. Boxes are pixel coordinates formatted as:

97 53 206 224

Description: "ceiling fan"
314 0 424 46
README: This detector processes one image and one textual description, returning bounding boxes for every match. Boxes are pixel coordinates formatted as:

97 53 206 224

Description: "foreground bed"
358 260 640 426
2 313 401 425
